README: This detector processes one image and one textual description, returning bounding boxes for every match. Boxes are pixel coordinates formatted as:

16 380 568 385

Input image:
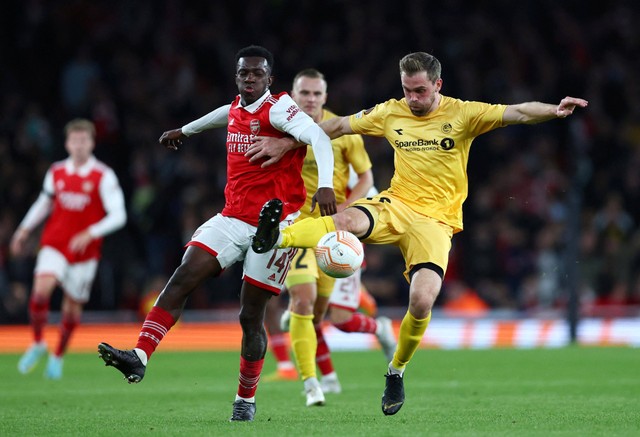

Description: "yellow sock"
290 312 317 380
281 216 336 248
392 311 431 370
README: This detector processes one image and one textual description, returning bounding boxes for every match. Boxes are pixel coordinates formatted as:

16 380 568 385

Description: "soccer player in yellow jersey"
257 69 392 407
250 52 588 415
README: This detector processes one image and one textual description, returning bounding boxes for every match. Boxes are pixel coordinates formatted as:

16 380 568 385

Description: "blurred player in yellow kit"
250 69 395 407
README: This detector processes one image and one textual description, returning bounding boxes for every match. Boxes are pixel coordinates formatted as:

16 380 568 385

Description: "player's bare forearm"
348 171 373 202
319 116 353 139
503 97 588 125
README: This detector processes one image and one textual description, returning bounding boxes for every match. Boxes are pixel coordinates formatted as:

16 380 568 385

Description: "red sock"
237 356 264 399
315 325 334 376
333 312 377 334
55 315 79 357
270 333 291 364
29 295 49 343
135 306 176 360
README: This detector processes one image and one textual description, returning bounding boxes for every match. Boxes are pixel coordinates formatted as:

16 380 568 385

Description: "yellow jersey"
349 95 506 233
300 109 372 219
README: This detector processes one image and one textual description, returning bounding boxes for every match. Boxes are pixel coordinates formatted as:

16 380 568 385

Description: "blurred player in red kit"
11 118 126 380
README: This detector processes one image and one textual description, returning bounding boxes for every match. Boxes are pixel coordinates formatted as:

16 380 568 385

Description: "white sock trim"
134 348 148 366
388 363 404 377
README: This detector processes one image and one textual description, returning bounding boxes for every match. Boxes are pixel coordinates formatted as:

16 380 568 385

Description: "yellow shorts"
284 247 336 298
352 192 453 282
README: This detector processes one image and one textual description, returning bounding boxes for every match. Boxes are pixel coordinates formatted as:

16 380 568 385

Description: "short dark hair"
235 45 274 74
292 68 325 88
399 52 441 82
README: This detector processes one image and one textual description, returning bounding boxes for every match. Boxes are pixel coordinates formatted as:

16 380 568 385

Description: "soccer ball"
315 231 364 278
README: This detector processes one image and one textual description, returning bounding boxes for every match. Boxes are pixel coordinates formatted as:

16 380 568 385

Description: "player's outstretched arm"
503 96 588 125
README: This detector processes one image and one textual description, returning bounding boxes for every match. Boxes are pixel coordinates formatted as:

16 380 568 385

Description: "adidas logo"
268 273 276 281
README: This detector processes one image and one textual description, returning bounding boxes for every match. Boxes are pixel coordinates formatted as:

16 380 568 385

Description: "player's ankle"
134 348 148 366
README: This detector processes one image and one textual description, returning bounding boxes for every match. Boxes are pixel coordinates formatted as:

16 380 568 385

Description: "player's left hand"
246 136 298 168
556 97 589 118
311 187 337 216
69 231 93 254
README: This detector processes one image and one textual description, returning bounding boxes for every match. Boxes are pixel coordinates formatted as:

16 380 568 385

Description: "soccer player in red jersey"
97 46 336 422
11 118 126 380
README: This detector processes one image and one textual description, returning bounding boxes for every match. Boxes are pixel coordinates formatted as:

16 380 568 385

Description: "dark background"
1 0 639 323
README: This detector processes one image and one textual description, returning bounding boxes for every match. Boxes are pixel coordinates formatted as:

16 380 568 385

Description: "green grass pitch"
0 347 638 436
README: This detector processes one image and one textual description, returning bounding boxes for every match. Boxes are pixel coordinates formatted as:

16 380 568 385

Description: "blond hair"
64 118 96 138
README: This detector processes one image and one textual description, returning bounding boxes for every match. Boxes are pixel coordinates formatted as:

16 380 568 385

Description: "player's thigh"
244 246 298 295
285 248 318 288
350 193 408 245
33 246 67 293
62 259 98 303
244 247 297 295
187 214 251 269
316 270 336 299
400 216 453 282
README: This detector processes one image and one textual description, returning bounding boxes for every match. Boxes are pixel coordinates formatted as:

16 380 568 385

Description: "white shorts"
328 268 362 312
187 213 298 295
34 246 98 303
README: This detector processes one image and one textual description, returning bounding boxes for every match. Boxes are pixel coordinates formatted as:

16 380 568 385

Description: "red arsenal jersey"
223 92 307 225
41 160 110 262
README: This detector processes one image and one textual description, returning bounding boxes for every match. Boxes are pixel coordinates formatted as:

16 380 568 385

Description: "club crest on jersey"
441 122 452 134
250 119 260 136
56 180 65 190
82 181 94 192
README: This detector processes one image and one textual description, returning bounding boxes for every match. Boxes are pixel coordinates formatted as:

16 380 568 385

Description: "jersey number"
295 248 308 269
267 249 294 273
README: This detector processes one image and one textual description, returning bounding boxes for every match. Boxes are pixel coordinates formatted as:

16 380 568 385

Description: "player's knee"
334 208 370 236
409 292 436 318
238 308 264 331
290 293 315 314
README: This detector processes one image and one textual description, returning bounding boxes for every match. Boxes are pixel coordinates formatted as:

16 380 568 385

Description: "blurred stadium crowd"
1 0 639 323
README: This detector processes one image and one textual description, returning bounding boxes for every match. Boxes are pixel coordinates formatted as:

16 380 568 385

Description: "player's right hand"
159 128 186 150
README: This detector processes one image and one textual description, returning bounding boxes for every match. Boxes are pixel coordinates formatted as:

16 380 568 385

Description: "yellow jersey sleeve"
348 96 506 232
